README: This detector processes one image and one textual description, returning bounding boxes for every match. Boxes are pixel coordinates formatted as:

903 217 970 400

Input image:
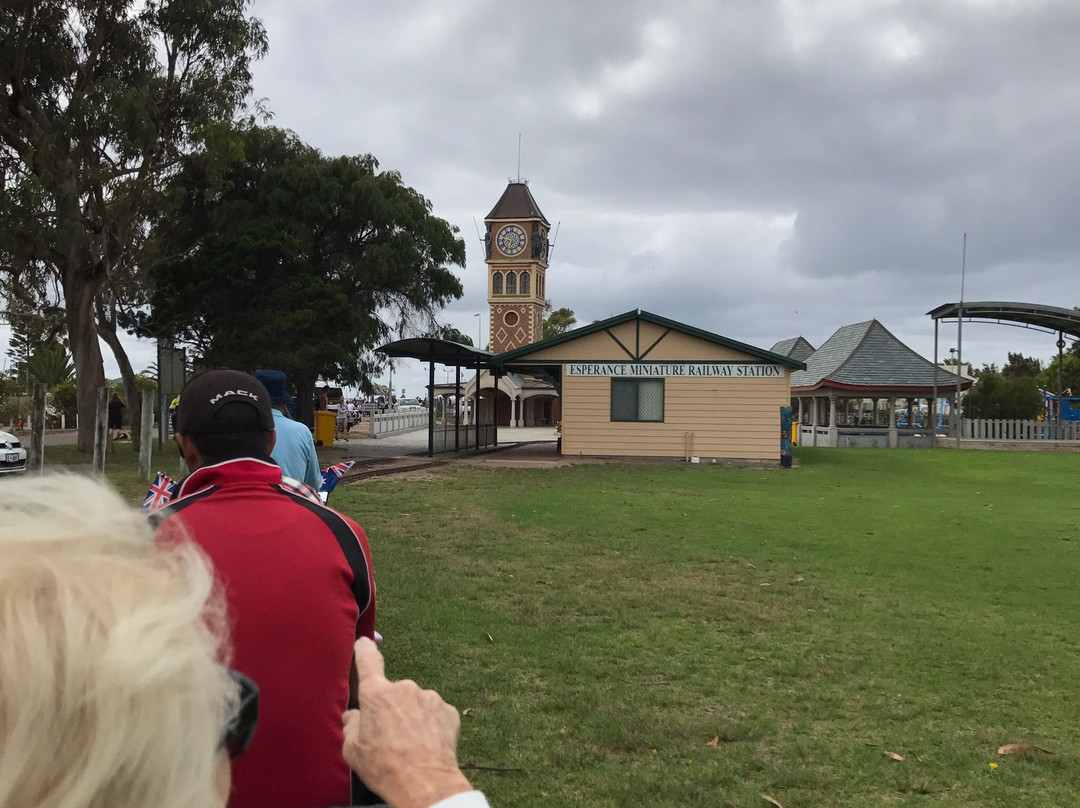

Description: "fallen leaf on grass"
461 708 473 716
485 633 494 643
760 795 784 808
998 743 1053 755
884 751 904 761
706 735 719 747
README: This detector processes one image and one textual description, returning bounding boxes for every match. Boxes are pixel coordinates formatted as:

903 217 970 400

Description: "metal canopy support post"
474 357 481 452
492 368 500 447
427 346 436 458
454 364 461 451
1057 331 1065 439
933 319 939 435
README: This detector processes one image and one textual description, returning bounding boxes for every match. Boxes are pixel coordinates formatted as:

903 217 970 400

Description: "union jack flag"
141 471 178 514
320 461 355 496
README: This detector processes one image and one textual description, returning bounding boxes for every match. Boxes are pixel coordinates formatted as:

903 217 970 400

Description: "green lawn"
58 444 1080 806
333 448 1080 808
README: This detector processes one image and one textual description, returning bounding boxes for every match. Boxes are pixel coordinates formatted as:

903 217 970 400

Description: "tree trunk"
294 370 316 429
67 273 106 453
97 306 142 452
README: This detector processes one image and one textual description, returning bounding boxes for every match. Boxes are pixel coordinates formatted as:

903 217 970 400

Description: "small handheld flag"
141 471 178 513
320 461 355 499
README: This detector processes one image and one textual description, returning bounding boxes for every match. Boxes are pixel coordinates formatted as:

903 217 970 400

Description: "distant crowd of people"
0 368 491 808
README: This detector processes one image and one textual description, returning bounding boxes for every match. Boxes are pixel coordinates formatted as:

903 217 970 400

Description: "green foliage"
1001 352 1041 378
2 307 67 388
25 341 74 387
0 372 28 425
1037 353 1080 396
49 380 78 426
144 125 465 423
427 324 474 346
542 304 577 339
963 367 1043 419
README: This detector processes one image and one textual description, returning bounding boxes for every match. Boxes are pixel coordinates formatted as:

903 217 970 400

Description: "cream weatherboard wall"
514 318 793 460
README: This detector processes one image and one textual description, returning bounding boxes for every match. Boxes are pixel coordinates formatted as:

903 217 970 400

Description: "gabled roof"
486 181 550 224
770 336 816 362
493 309 806 369
791 319 969 393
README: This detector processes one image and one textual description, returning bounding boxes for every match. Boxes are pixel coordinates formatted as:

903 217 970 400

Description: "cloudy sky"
7 0 1080 397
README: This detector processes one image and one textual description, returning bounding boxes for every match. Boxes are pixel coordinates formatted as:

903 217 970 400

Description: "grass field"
332 448 1080 808
42 444 1080 806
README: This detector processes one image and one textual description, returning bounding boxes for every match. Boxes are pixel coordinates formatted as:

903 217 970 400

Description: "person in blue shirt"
254 369 322 492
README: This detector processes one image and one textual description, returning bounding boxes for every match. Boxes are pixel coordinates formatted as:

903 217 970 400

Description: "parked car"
0 430 27 474
397 398 424 410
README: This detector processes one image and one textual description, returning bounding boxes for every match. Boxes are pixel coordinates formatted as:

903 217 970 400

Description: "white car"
0 430 27 474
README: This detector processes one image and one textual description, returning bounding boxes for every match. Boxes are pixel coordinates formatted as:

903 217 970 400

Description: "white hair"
0 474 235 808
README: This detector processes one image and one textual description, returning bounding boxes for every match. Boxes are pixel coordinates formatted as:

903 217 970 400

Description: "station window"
492 272 503 294
611 378 664 422
520 271 530 295
506 272 517 295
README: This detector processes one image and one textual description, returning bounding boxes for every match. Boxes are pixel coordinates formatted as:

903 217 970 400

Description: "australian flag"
320 461 355 499
141 471 178 513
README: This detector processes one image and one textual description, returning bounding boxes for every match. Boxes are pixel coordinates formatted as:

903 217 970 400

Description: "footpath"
29 425 567 479
316 425 566 477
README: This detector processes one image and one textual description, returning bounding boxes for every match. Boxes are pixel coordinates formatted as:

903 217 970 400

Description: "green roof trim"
492 309 807 370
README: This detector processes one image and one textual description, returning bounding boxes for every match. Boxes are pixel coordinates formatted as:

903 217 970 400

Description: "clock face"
496 224 527 256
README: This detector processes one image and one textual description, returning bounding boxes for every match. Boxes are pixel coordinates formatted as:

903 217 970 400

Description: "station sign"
566 363 783 378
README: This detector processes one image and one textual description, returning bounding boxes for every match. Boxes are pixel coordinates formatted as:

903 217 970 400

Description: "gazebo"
774 320 970 448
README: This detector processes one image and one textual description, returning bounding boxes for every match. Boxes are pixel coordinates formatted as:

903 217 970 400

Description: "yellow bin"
313 410 336 447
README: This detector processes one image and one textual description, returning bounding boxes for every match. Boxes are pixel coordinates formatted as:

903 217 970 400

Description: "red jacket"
155 458 376 808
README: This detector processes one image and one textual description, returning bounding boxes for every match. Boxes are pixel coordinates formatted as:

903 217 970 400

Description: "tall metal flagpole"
955 233 966 446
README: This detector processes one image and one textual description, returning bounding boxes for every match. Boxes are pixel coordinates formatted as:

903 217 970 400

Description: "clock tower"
485 180 550 354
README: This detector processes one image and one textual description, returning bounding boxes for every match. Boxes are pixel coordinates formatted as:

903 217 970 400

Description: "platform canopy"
375 338 499 458
927 301 1080 340
377 338 495 366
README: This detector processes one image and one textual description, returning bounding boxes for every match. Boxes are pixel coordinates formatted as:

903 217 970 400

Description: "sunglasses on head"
222 669 259 759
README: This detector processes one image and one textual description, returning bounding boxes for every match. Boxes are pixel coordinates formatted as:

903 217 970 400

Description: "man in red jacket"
155 369 377 808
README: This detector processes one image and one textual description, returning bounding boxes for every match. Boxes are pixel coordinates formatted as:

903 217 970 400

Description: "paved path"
317 425 558 463
32 424 565 472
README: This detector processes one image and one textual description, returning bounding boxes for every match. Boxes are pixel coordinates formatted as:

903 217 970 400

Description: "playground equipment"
1042 390 1080 422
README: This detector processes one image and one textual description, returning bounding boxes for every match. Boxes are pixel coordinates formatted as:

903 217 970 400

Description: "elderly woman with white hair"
0 474 490 808
0 474 252 808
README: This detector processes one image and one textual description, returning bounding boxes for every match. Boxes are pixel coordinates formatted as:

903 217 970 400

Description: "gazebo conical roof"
789 319 969 394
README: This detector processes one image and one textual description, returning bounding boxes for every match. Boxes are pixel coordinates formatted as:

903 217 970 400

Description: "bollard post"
92 387 108 477
28 383 46 474
139 388 154 482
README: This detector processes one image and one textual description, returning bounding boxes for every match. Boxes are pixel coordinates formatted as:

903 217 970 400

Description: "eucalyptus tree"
143 126 466 425
0 0 266 450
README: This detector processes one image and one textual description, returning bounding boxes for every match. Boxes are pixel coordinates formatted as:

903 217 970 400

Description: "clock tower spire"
484 180 550 354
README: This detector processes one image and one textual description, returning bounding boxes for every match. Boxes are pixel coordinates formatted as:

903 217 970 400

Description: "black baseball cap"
175 369 274 434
